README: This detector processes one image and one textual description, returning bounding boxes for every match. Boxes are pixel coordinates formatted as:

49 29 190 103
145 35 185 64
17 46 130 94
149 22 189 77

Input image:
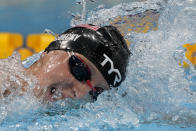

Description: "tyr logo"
100 54 122 86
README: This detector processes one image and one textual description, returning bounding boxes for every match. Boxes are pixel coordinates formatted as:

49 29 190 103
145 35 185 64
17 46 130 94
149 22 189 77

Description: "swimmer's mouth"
89 86 104 100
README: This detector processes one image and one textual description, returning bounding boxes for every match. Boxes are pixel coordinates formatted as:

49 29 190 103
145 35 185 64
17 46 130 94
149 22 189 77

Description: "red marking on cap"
77 24 100 31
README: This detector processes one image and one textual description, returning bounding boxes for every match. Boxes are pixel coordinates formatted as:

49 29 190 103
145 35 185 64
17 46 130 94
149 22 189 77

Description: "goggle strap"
77 56 91 80
86 80 96 91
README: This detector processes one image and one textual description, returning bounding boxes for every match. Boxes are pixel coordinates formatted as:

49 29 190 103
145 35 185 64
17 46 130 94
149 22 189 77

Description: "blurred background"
1 0 76 37
0 0 136 36
0 0 136 60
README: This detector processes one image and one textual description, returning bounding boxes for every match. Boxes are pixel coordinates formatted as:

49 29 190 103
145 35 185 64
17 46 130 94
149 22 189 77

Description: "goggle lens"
69 55 104 100
69 55 90 81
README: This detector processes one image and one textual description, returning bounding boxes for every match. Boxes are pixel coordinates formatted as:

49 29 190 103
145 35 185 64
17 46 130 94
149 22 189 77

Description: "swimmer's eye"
50 87 56 94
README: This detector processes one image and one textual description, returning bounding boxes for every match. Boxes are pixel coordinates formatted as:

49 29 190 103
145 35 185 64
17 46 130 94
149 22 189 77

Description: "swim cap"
45 24 131 87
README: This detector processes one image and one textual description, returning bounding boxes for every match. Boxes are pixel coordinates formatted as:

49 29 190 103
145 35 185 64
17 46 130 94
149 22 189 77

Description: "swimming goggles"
69 55 104 100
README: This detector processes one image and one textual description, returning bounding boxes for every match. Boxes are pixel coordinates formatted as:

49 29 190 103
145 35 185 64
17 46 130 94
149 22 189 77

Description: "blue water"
1 0 196 130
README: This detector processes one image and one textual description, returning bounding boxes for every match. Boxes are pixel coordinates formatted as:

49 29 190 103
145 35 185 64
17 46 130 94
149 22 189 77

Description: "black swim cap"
45 24 131 87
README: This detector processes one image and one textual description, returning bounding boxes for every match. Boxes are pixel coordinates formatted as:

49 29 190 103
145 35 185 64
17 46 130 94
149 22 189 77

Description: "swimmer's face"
27 50 109 102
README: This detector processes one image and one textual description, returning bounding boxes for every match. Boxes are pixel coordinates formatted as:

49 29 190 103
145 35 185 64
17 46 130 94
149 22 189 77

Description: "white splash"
0 52 40 122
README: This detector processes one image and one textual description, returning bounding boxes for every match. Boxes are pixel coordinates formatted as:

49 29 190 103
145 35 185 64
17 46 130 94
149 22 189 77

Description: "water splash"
71 0 166 27
43 29 57 37
123 0 196 126
70 0 196 127
22 52 42 68
0 52 39 123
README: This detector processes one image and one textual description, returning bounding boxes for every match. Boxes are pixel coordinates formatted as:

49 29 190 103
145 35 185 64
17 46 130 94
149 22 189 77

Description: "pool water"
0 0 196 130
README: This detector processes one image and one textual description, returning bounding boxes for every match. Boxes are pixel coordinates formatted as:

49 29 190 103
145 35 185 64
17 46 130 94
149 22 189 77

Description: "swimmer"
3 24 131 102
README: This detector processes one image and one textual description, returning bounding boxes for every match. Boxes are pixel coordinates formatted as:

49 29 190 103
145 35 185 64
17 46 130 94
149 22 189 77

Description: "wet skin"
26 50 109 102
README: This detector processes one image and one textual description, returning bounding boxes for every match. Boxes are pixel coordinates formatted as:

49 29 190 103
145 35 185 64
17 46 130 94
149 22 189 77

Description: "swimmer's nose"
62 83 91 99
61 87 76 99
